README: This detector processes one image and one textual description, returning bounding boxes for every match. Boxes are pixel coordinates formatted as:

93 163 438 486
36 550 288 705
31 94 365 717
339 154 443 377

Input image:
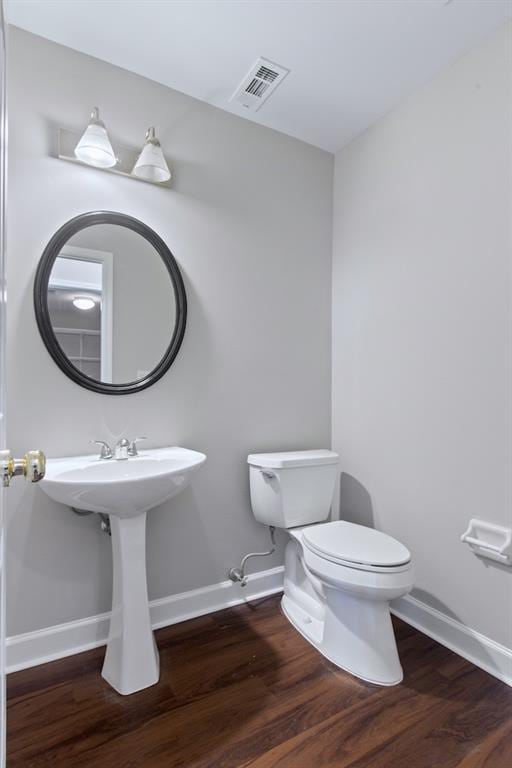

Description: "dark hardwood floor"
7 594 512 767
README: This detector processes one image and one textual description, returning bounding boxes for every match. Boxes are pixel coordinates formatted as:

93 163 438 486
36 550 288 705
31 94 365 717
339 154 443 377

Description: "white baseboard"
6 565 285 674
8 571 511 688
391 594 512 687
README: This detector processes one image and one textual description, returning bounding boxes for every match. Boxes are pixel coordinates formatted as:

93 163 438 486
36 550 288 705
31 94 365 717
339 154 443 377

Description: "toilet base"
281 592 403 686
281 528 410 687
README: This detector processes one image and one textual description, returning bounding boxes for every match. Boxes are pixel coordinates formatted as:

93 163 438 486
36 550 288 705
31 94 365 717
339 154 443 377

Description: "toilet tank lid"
247 449 339 469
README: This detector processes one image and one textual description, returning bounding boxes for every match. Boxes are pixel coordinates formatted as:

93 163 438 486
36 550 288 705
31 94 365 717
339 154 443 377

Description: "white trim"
48 279 101 292
0 9 7 766
6 566 284 674
391 594 512 687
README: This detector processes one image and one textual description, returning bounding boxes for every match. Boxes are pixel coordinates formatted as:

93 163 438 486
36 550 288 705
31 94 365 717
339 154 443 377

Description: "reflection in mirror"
48 254 106 381
46 224 177 385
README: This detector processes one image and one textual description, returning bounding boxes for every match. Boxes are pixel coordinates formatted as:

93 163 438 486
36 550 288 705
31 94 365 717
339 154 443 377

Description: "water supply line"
228 526 276 587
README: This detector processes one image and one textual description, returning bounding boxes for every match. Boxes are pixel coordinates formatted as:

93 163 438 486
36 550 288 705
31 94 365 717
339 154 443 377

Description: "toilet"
247 449 414 686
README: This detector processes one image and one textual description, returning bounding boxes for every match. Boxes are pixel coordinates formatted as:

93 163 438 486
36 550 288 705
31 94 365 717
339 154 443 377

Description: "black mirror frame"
34 211 187 395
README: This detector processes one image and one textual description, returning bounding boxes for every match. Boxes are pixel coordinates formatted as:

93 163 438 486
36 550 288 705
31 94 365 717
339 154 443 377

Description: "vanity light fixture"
74 107 117 169
72 296 96 311
58 114 172 188
132 127 171 183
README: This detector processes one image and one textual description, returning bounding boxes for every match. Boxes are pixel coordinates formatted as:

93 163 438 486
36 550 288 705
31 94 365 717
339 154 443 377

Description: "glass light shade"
72 297 95 311
74 108 116 168
132 128 171 183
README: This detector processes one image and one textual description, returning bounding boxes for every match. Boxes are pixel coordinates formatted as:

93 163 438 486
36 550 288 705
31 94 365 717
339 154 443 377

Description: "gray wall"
6 28 333 635
332 22 512 648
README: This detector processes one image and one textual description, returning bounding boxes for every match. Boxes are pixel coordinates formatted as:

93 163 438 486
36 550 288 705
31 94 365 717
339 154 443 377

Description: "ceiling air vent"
229 58 290 112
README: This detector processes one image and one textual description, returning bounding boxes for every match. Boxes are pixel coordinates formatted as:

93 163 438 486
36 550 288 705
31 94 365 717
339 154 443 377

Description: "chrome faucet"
114 438 130 461
91 437 147 461
90 440 113 460
127 437 146 457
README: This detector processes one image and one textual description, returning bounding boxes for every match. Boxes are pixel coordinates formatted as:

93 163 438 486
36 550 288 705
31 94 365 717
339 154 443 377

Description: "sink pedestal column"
102 512 160 695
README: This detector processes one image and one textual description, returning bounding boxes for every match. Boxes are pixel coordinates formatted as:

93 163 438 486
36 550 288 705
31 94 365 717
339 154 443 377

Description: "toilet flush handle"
260 469 277 480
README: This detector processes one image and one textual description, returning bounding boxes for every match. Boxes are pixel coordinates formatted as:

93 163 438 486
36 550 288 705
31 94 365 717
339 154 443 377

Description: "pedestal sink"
39 446 206 695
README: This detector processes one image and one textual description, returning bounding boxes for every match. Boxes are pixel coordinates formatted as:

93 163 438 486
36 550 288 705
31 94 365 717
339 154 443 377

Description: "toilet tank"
247 450 339 529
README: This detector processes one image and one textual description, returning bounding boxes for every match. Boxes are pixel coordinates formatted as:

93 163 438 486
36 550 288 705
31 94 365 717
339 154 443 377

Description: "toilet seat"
301 521 411 574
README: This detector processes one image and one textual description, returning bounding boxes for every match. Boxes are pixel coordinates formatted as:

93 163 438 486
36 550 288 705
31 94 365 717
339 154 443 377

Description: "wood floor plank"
56 677 273 768
344 667 505 768
240 663 481 767
354 674 512 768
455 719 512 768
7 594 512 768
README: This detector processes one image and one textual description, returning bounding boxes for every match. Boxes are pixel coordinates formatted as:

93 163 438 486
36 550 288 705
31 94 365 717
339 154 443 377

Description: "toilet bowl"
283 521 414 685
248 449 414 686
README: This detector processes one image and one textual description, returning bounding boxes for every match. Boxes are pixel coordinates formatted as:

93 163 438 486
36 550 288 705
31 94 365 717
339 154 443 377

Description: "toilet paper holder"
461 518 512 565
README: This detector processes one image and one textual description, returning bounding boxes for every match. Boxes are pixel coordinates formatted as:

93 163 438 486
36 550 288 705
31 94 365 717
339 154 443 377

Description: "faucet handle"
90 440 113 460
128 437 147 457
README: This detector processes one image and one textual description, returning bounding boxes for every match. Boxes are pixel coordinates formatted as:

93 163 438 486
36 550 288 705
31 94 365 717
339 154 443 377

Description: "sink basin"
38 445 206 696
40 446 206 517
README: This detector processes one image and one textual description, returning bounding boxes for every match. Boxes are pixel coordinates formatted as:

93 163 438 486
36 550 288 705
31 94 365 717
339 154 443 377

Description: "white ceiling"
5 0 512 152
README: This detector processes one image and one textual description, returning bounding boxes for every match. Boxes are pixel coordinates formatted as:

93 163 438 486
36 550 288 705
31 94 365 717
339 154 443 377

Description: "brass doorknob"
0 449 46 487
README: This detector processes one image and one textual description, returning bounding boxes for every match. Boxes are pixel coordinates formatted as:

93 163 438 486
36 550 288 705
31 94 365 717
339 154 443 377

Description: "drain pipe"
228 526 276 587
72 507 111 536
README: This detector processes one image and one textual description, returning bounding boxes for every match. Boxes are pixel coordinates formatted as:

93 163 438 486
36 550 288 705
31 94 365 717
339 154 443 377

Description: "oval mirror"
34 211 187 394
